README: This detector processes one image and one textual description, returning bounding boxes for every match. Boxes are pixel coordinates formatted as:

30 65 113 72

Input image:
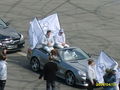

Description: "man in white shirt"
87 60 96 90
42 30 54 53
54 29 69 48
0 52 7 90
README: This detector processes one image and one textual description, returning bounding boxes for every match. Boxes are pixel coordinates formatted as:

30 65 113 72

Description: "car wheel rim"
31 58 39 71
66 72 75 85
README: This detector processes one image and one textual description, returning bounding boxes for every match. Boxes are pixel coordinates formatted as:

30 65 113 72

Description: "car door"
34 49 49 69
40 53 49 69
55 51 68 79
55 60 67 79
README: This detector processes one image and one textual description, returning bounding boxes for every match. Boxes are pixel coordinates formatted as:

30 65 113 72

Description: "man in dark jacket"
103 69 117 90
39 56 58 90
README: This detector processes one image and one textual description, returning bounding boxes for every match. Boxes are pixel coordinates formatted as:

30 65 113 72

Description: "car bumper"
75 75 88 86
6 41 25 51
76 80 88 86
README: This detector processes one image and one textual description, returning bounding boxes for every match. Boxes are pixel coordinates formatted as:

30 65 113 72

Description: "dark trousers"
87 79 97 90
0 80 6 90
87 81 93 90
46 80 55 90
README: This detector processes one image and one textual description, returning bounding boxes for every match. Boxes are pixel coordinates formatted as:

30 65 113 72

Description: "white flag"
28 13 61 49
39 13 60 35
28 18 43 49
28 22 37 49
96 51 118 83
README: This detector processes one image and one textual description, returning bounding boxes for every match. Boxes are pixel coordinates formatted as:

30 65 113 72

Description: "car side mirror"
6 20 12 26
6 22 10 26
87 53 91 58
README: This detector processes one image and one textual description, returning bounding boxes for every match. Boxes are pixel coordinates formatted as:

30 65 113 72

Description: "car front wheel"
65 71 76 86
31 57 40 72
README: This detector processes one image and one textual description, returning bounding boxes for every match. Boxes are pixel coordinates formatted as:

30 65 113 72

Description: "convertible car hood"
66 59 89 73
0 27 20 39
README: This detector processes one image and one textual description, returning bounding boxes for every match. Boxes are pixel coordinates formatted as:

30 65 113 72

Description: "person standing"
54 29 69 48
103 69 117 90
87 60 97 90
116 68 120 90
42 30 54 53
39 55 58 90
0 52 7 90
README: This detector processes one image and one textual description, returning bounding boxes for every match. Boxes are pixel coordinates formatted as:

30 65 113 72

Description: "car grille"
11 38 20 44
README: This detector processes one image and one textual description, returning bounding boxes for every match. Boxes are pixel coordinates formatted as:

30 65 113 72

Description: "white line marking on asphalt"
17 52 27 56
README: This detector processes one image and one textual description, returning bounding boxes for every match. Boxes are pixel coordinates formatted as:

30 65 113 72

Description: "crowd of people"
0 30 120 90
40 28 119 90
37 49 119 90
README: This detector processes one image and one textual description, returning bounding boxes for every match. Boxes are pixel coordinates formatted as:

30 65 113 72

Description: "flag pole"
36 17 49 43
57 13 61 29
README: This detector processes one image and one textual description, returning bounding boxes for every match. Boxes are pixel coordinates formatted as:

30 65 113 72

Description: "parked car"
27 47 93 86
0 18 25 51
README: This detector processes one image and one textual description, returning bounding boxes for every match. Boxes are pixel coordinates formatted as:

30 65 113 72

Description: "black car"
0 18 25 51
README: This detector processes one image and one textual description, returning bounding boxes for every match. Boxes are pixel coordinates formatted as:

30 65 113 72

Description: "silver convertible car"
27 47 91 86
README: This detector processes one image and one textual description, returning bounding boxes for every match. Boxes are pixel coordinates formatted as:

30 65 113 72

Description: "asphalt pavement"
0 0 120 90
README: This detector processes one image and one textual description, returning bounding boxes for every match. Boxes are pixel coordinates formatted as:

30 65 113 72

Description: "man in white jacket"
42 30 54 53
0 52 7 90
54 29 69 48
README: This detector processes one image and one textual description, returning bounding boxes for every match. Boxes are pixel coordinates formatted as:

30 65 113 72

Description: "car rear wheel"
65 71 76 86
31 57 40 72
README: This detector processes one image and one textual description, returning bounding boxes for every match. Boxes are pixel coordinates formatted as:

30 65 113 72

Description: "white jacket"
55 33 65 45
0 60 7 80
41 35 54 46
87 65 96 83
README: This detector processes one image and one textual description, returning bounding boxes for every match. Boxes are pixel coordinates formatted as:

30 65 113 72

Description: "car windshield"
0 19 7 28
60 48 90 61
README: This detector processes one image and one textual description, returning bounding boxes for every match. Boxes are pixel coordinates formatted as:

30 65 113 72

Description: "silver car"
27 47 91 86
0 18 25 51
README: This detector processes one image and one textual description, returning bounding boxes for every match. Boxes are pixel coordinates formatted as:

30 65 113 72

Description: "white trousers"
115 83 119 90
43 46 54 53
55 44 69 48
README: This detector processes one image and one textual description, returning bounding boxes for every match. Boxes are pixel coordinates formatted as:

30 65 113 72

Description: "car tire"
65 71 76 86
30 57 40 72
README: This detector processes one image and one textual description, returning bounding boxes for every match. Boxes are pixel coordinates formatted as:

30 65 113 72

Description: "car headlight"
20 34 24 41
81 76 86 80
78 71 86 76
78 71 86 80
9 39 13 43
2 39 13 43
